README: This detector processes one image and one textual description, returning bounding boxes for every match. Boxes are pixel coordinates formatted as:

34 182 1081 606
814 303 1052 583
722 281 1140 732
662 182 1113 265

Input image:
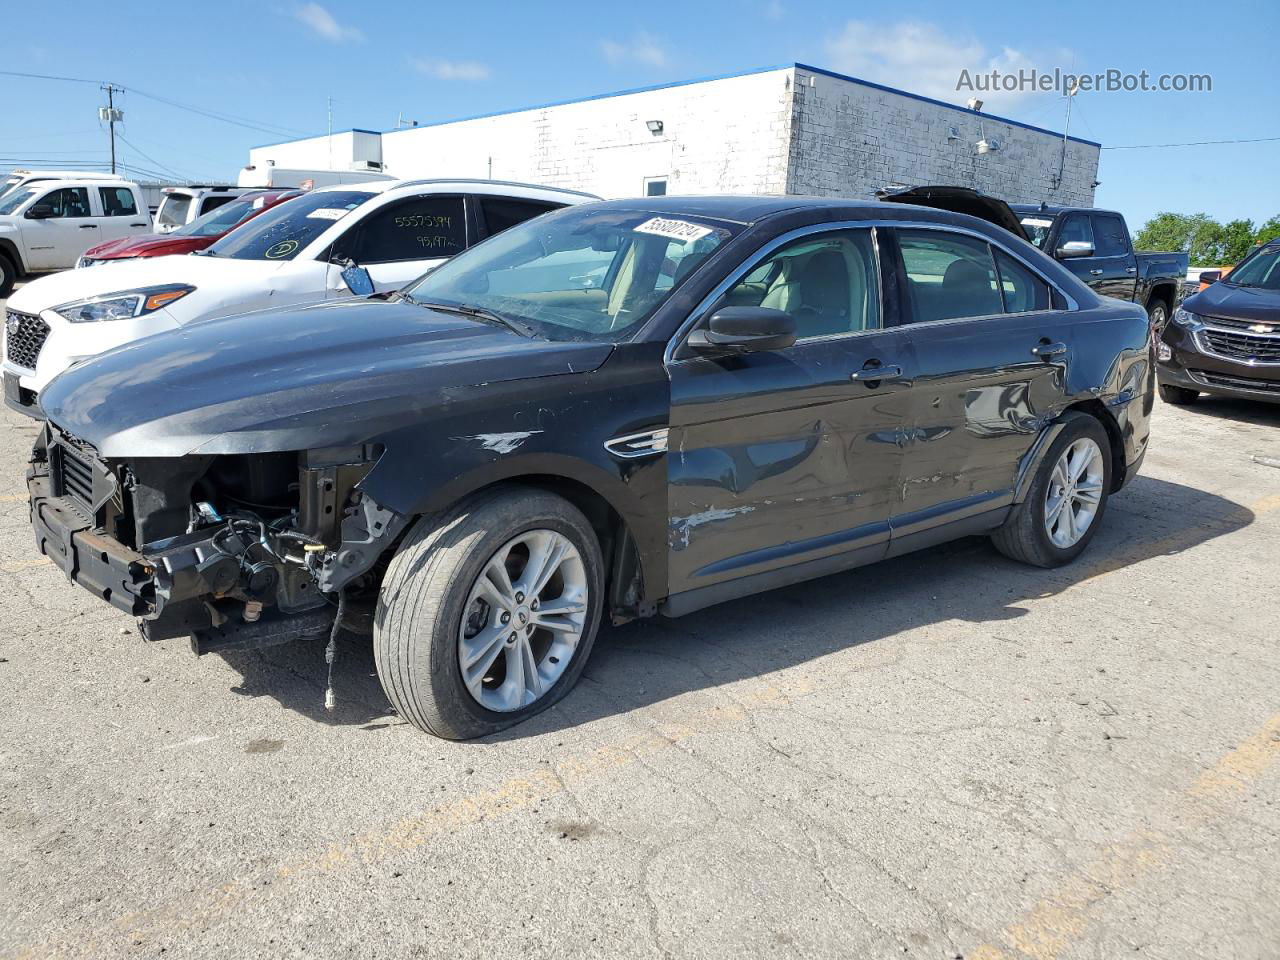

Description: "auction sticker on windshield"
306 208 352 221
635 217 713 244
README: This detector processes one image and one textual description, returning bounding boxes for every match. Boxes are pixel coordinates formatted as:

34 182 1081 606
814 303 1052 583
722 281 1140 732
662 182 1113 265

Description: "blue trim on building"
251 63 1100 151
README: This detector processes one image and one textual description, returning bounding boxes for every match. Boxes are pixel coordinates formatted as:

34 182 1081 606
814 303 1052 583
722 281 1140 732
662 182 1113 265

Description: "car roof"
572 194 990 225
1010 203 1123 218
310 178 601 202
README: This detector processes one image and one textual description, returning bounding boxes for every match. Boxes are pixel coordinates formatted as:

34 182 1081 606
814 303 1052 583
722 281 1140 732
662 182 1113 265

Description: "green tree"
1220 219 1257 264
1255 215 1280 247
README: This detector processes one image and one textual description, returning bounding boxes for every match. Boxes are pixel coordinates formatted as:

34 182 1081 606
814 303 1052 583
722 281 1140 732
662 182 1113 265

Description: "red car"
75 189 303 267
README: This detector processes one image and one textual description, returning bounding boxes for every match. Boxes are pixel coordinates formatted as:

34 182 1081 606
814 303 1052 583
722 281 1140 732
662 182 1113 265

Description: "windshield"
403 206 740 342
0 188 38 216
205 189 372 261
1019 216 1054 249
174 196 271 238
156 194 193 229
0 176 24 199
1222 244 1280 290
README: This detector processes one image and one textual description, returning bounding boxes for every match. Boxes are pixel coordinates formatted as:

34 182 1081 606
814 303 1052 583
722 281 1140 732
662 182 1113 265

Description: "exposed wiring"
1103 136 1280 150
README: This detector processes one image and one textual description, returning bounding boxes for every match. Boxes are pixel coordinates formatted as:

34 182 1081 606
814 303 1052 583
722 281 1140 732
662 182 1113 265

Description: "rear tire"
992 412 1113 568
0 253 15 299
374 486 605 740
1158 382 1199 405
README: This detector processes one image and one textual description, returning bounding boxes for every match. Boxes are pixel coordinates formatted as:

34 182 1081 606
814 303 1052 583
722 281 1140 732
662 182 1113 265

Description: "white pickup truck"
0 178 151 296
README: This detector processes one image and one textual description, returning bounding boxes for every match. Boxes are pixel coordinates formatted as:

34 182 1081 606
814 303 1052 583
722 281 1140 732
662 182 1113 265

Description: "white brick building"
247 64 1100 206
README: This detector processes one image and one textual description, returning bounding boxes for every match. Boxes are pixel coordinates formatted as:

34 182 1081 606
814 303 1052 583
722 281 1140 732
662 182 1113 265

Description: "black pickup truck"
1011 203 1188 328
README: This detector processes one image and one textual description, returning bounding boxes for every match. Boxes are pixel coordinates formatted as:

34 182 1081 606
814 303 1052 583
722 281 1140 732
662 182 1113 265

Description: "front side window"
404 206 739 342
1058 213 1094 249
205 189 372 261
1092 214 1129 257
156 194 192 229
719 229 881 339
34 187 91 218
99 186 138 217
347 195 466 264
898 230 1001 323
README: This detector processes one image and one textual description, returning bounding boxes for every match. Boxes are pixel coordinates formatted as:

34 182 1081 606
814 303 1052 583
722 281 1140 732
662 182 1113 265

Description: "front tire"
374 487 605 740
1146 298 1168 333
1158 382 1199 405
0 253 15 299
992 413 1113 568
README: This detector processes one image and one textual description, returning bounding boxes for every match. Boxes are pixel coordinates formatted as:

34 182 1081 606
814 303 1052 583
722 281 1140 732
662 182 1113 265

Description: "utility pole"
1054 79 1080 192
100 84 122 175
327 96 333 170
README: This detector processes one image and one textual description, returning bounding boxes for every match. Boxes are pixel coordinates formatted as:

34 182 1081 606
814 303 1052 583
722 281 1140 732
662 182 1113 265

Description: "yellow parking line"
972 712 1280 960
0 494 25 502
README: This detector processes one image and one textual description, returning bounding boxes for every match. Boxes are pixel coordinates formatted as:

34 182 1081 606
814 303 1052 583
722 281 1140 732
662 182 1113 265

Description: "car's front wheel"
374 487 604 739
992 412 1113 568
0 253 16 299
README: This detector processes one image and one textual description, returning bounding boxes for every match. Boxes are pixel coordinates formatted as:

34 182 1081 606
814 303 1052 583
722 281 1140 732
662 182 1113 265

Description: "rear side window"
38 187 91 218
898 230 1002 323
993 249 1052 312
1092 214 1129 257
99 186 138 217
348 195 466 264
479 197 559 236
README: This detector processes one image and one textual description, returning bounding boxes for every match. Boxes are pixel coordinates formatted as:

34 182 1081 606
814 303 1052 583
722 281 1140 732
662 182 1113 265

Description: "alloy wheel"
1044 437 1105 548
457 529 588 712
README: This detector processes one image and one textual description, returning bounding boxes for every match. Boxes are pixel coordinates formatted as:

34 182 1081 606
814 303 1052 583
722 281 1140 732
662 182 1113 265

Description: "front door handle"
129 222 148 227
850 362 904 383
78 224 98 229
1125 266 1137 274
1089 268 1103 275
1031 341 1067 360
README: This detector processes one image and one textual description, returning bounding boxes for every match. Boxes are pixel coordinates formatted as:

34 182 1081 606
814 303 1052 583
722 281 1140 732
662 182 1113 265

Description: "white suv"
153 186 256 234
3 179 598 415
0 179 151 296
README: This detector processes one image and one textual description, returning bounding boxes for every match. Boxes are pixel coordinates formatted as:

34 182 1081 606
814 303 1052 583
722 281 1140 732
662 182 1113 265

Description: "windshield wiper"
409 299 537 338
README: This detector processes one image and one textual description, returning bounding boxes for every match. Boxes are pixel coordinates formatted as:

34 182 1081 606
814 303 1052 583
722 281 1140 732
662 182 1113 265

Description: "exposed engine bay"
28 424 408 656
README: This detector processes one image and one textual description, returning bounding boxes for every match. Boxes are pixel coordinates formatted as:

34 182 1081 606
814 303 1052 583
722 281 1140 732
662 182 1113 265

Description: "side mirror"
25 204 54 220
341 264 374 297
1198 270 1222 285
1055 240 1094 259
687 306 796 355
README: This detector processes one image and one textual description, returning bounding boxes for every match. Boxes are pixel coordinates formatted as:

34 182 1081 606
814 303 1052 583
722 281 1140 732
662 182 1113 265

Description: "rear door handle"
78 224 98 229
1125 266 1137 273
1031 341 1067 360
129 222 148 227
850 362 904 383
1089 269 1103 275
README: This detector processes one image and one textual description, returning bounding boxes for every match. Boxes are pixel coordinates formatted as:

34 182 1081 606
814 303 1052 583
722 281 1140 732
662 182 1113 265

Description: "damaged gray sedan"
25 195 1153 739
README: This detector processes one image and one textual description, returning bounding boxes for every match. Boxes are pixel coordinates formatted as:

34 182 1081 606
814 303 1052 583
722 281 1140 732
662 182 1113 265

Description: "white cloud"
827 20 1062 110
601 32 668 68
294 3 363 43
412 58 491 81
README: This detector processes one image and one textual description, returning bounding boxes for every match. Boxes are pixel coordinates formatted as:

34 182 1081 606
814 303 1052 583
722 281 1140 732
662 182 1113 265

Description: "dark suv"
1157 239 1280 405
26 196 1154 739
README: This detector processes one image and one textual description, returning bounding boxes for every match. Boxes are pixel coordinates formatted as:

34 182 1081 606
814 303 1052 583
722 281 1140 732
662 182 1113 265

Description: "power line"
114 133 190 181
1102 135 1280 150
0 69 102 84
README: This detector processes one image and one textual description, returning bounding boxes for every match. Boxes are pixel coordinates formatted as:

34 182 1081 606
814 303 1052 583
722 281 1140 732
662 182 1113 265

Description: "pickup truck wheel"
1146 299 1168 332
0 252 15 299
374 487 604 740
1158 383 1199 405
991 413 1112 568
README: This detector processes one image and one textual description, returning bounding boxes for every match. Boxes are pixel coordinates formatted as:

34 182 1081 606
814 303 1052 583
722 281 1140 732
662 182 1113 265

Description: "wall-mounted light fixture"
966 97 984 112
646 119 664 135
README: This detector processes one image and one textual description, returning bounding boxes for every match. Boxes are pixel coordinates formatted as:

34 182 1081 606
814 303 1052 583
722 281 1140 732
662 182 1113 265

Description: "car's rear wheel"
992 412 1112 568
1158 382 1199 405
374 487 604 739
0 253 16 299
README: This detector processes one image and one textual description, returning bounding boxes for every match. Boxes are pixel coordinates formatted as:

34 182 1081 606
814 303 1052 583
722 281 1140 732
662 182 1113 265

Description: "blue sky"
3 0 1277 231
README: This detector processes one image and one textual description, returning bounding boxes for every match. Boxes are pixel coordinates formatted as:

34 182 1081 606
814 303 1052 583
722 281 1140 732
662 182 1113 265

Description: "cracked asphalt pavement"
2 301 1279 958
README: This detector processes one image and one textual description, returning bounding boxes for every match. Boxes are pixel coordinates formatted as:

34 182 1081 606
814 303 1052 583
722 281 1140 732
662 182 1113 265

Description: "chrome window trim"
664 218 1078 365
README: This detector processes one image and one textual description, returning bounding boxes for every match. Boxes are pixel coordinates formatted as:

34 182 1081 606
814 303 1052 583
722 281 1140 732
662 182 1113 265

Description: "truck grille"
1199 327 1280 364
4 310 49 371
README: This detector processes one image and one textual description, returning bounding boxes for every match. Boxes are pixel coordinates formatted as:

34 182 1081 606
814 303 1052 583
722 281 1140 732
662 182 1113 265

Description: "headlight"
1172 307 1205 331
53 285 195 323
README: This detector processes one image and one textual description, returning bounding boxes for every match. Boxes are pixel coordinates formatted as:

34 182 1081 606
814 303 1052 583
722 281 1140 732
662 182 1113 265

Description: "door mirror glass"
1056 240 1094 259
688 306 796 354
341 264 375 297
26 204 54 220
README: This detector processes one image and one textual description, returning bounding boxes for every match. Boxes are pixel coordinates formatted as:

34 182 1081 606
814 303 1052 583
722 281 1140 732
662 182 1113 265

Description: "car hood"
39 299 613 458
6 253 286 313
1186 283 1280 324
86 234 212 259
